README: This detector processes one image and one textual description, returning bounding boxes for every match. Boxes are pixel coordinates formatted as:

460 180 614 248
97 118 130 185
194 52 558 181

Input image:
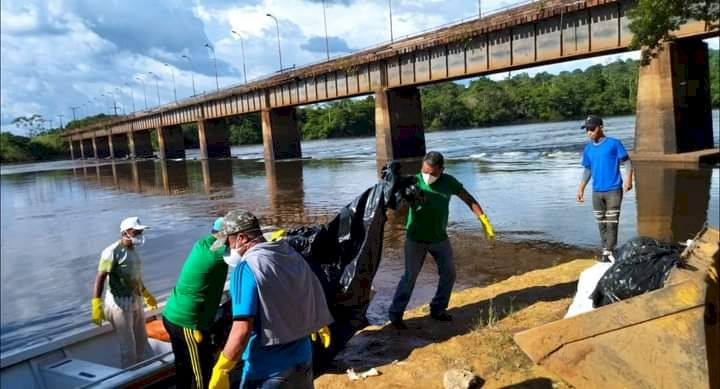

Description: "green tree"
11 114 47 137
628 0 719 62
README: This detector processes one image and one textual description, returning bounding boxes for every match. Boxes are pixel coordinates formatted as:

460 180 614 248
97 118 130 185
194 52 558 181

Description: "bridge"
62 0 718 163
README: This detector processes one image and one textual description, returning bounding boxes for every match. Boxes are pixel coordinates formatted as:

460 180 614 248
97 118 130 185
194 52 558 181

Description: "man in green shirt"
163 218 229 388
389 152 495 329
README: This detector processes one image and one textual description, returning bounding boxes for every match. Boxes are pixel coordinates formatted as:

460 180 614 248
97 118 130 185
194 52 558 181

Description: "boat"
0 304 179 388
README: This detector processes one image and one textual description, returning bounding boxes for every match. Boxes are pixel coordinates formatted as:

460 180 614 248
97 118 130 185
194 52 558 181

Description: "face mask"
422 173 438 185
223 248 242 267
131 235 145 247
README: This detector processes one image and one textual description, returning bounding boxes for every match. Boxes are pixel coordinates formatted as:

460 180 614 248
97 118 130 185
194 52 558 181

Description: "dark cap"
210 210 261 251
581 115 603 130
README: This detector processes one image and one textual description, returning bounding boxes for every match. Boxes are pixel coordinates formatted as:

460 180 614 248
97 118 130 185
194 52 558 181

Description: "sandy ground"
315 259 596 389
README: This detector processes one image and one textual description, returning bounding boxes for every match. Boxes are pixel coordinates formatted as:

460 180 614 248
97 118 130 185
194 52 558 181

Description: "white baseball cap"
120 217 148 233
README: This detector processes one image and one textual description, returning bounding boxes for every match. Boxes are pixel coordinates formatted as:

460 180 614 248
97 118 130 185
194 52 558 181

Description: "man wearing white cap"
91 216 158 367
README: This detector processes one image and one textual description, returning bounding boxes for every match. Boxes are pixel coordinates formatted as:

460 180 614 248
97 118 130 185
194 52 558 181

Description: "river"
1 113 718 355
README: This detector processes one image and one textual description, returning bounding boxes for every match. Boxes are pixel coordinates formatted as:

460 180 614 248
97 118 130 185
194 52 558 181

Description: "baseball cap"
120 217 147 233
210 210 261 251
211 217 223 233
581 115 603 130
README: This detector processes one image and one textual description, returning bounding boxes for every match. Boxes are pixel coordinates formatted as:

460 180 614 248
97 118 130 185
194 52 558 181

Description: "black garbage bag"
284 161 422 368
591 237 682 308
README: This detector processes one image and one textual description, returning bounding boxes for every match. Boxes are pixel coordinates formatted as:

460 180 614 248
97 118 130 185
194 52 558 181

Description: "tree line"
2 50 718 163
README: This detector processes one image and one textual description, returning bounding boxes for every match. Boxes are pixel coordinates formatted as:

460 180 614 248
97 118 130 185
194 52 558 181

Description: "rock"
443 369 481 389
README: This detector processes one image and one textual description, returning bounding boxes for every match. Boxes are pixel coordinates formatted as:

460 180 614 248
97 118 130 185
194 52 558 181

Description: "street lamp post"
181 55 197 96
204 43 219 92
164 63 177 102
322 0 330 60
57 114 64 129
148 72 161 106
388 0 394 43
135 76 148 109
478 0 481 18
124 82 136 112
115 87 128 115
266 14 283 71
69 106 79 121
231 31 248 84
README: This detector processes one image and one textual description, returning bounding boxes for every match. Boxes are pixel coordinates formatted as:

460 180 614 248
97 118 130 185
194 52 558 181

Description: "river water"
1 113 718 355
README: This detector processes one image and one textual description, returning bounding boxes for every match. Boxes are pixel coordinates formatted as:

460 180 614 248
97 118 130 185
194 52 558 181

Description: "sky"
1 0 717 135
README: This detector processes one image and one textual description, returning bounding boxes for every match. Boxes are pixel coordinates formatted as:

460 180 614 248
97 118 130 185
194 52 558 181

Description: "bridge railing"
66 0 577 136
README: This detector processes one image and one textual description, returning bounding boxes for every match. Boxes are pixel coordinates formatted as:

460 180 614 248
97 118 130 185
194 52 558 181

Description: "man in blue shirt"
576 115 634 262
208 210 332 389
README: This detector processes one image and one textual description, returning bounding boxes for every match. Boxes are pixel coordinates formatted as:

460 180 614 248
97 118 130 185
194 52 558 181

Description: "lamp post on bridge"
148 72 161 106
322 0 330 61
164 63 178 103
102 92 118 115
204 43 220 92
57 114 64 129
266 13 283 72
231 30 248 84
69 106 79 122
181 54 197 96
478 0 481 18
135 76 148 109
124 82 136 112
114 88 127 115
388 0 394 43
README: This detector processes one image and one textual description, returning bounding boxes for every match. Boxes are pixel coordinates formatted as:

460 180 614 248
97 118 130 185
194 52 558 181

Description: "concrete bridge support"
69 141 76 160
81 139 93 159
375 86 426 161
94 136 111 159
261 108 302 161
157 125 186 160
70 140 83 159
635 40 714 155
110 133 130 159
128 130 154 158
198 119 231 159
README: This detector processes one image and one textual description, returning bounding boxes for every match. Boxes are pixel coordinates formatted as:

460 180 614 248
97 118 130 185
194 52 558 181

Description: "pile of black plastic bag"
591 236 682 308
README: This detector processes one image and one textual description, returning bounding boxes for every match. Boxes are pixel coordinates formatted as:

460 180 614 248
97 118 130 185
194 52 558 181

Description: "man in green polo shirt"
389 151 495 329
163 217 228 388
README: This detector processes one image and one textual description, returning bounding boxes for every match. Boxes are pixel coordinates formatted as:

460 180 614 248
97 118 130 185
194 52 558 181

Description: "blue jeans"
241 360 314 389
388 238 455 321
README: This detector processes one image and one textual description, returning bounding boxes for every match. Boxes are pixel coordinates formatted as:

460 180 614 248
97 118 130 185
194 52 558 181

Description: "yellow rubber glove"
270 229 285 242
310 326 331 348
193 329 203 344
91 298 104 326
209 352 237 389
143 288 158 310
478 214 496 243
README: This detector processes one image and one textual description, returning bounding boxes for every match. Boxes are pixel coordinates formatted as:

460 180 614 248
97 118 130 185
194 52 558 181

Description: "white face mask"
125 232 145 247
223 248 242 267
422 173 438 185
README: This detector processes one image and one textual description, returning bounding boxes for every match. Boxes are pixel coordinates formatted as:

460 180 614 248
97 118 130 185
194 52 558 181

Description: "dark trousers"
163 316 212 389
242 360 314 389
592 190 623 251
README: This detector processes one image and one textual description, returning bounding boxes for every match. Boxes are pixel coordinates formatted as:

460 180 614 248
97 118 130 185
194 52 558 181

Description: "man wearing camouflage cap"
208 210 333 389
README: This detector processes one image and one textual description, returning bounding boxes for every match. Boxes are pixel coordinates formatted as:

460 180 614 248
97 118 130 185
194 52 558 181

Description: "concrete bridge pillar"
94 136 111 159
635 40 714 155
201 159 233 193
129 130 154 158
78 140 85 159
375 86 426 161
91 137 99 159
111 133 130 158
156 125 186 160
261 108 302 161
197 119 231 159
69 140 75 160
72 140 82 159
